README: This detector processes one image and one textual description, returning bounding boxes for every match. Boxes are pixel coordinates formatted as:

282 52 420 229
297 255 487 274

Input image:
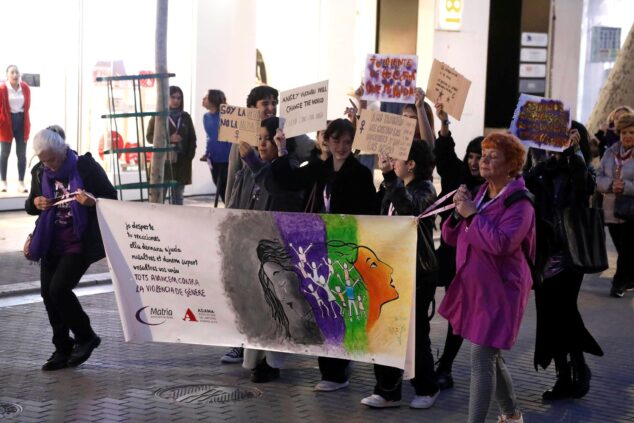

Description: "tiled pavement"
1 200 633 422
0 271 632 422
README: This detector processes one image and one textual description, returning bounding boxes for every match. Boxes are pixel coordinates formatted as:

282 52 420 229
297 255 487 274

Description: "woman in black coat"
25 126 117 371
525 127 604 400
272 118 376 391
361 140 440 409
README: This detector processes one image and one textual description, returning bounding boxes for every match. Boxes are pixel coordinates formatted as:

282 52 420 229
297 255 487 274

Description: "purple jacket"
438 176 536 350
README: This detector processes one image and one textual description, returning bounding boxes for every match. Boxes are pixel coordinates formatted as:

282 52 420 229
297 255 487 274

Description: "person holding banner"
525 127 603 400
25 126 117 371
201 89 231 204
439 133 535 423
597 113 634 298
433 102 484 390
146 86 197 205
231 116 304 382
272 118 376 392
361 140 440 409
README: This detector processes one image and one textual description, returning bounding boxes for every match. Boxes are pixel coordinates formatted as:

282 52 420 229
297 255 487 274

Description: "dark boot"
434 363 454 390
542 355 572 400
571 352 591 399
250 358 280 383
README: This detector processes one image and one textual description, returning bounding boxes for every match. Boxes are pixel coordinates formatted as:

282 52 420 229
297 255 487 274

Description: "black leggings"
608 222 634 289
40 254 94 353
372 278 438 400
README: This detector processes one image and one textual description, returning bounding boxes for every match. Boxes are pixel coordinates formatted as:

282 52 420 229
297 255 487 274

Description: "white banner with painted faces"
97 199 417 375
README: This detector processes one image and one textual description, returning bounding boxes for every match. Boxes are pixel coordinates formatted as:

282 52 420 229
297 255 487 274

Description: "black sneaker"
42 351 69 371
68 334 101 367
610 286 625 298
250 360 280 383
435 368 454 390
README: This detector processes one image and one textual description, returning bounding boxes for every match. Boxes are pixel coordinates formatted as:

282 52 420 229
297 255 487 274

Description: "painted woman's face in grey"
263 262 296 302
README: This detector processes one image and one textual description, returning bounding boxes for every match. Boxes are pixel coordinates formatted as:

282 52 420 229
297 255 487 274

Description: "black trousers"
608 222 634 290
210 161 229 204
40 254 94 354
318 357 350 383
373 276 438 400
534 267 603 370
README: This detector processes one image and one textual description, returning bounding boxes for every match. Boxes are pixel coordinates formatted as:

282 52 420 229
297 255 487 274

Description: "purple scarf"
28 149 88 261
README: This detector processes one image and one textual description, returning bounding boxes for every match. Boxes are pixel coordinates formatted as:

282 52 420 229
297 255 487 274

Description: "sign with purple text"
510 94 571 152
362 54 418 104
97 199 417 374
426 59 471 120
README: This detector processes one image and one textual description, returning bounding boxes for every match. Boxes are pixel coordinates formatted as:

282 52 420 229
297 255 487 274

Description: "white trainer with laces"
409 390 439 409
360 394 401 408
314 380 350 392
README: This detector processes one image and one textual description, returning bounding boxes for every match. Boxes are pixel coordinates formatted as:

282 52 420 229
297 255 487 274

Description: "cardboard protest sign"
510 94 571 152
353 109 417 161
218 104 261 145
279 80 328 138
362 54 418 104
426 59 472 120
97 199 418 374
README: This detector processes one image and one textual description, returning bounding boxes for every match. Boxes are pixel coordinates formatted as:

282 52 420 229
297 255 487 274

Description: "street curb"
0 273 112 298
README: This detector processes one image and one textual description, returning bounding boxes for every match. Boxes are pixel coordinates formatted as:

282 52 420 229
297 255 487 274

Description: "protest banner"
510 94 571 152
361 54 418 104
426 59 472 120
279 80 328 138
353 109 417 161
218 104 261 145
97 199 417 374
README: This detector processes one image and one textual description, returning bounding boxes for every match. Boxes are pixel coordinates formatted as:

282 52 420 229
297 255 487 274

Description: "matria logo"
183 308 198 322
135 306 173 326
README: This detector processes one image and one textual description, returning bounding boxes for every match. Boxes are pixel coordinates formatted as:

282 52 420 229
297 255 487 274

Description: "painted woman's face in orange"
354 247 398 306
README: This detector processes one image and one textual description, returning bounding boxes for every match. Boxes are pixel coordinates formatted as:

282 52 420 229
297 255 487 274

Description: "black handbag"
614 195 634 221
560 207 609 273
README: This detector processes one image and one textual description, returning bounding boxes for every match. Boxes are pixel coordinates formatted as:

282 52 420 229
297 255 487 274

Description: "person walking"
439 133 535 423
25 126 117 370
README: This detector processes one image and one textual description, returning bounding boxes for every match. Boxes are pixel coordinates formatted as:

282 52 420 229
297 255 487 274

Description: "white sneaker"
18 181 28 193
0 181 6 192
360 394 401 408
314 380 350 392
409 390 439 409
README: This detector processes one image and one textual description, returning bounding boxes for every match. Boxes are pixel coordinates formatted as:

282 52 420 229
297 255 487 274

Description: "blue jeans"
170 184 185 205
0 112 27 181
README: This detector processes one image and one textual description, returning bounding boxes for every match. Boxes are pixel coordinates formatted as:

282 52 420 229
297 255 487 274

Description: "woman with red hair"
439 133 535 423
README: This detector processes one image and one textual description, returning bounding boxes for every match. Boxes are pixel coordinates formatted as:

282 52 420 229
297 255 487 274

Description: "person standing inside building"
146 86 197 205
0 65 31 193
201 89 231 204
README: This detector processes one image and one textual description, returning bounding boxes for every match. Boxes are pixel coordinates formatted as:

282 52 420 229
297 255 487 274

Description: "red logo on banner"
183 308 198 322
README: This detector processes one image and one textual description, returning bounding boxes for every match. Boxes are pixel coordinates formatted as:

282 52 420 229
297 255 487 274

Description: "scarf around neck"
28 148 88 261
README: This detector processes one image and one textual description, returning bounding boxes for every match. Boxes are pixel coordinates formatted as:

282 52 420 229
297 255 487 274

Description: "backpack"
504 189 541 289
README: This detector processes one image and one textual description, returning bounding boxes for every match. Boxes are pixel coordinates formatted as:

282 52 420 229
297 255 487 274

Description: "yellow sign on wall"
437 0 463 31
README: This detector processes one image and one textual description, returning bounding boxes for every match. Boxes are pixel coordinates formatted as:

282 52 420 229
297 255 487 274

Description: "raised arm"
415 88 435 146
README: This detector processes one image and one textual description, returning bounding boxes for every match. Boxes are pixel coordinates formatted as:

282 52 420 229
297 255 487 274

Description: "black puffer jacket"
377 171 438 277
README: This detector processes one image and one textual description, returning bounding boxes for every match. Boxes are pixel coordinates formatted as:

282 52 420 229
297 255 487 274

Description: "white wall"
551 0 584 120
423 0 491 156
187 0 257 196
256 0 377 121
